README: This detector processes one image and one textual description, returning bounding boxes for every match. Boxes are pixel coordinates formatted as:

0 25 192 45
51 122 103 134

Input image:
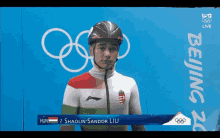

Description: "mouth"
103 60 112 64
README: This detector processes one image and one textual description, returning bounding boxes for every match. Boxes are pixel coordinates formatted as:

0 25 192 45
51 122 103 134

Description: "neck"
89 64 116 80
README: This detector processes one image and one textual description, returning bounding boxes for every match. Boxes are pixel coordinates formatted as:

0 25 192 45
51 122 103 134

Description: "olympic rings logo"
41 28 130 73
175 118 186 124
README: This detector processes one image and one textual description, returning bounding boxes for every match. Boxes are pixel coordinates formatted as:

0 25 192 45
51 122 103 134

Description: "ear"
89 46 94 56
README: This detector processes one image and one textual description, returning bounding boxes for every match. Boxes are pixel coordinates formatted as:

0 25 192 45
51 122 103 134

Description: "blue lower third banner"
38 114 176 125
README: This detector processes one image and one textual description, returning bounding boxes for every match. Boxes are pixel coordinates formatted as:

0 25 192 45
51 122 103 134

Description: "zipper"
104 69 110 114
104 69 110 131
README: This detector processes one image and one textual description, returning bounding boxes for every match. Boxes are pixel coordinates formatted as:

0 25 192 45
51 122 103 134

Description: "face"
90 41 119 70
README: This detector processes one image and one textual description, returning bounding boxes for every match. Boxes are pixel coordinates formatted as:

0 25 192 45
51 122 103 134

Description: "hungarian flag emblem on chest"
119 90 126 104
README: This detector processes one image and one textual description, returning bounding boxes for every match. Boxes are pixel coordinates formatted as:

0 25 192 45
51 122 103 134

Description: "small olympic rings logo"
41 28 130 73
175 118 186 124
202 18 212 23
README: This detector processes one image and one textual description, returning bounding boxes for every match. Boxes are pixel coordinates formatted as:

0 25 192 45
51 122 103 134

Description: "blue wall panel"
1 7 23 131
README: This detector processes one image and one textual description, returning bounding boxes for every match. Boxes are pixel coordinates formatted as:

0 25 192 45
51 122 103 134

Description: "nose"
104 48 110 57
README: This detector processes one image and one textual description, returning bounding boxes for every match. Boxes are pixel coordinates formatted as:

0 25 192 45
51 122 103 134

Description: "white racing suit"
61 66 145 131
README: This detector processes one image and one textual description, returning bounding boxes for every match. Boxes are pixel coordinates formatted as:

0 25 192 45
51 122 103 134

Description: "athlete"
60 21 146 131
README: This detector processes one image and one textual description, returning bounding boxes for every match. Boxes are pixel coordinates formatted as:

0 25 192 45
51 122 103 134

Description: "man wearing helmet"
60 21 146 131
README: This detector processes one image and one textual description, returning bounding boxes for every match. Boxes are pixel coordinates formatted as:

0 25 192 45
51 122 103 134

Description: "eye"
109 46 118 51
99 47 106 50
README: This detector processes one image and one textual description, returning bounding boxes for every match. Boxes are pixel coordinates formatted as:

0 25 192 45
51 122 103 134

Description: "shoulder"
114 72 137 86
68 72 97 89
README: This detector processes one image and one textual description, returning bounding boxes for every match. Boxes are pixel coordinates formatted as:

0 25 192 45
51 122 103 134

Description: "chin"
98 63 114 70
103 66 110 69
106 65 114 70
101 65 110 70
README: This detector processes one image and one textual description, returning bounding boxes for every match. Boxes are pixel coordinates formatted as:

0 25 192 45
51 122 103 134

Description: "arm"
129 80 146 131
60 85 80 131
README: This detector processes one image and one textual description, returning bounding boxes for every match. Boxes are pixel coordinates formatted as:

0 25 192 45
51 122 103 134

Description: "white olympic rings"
41 28 130 73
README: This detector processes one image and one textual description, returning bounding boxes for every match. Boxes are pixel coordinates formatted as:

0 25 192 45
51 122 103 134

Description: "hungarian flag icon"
48 117 58 123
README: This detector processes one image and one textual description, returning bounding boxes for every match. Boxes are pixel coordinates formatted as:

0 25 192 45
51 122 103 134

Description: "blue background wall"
1 7 220 131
